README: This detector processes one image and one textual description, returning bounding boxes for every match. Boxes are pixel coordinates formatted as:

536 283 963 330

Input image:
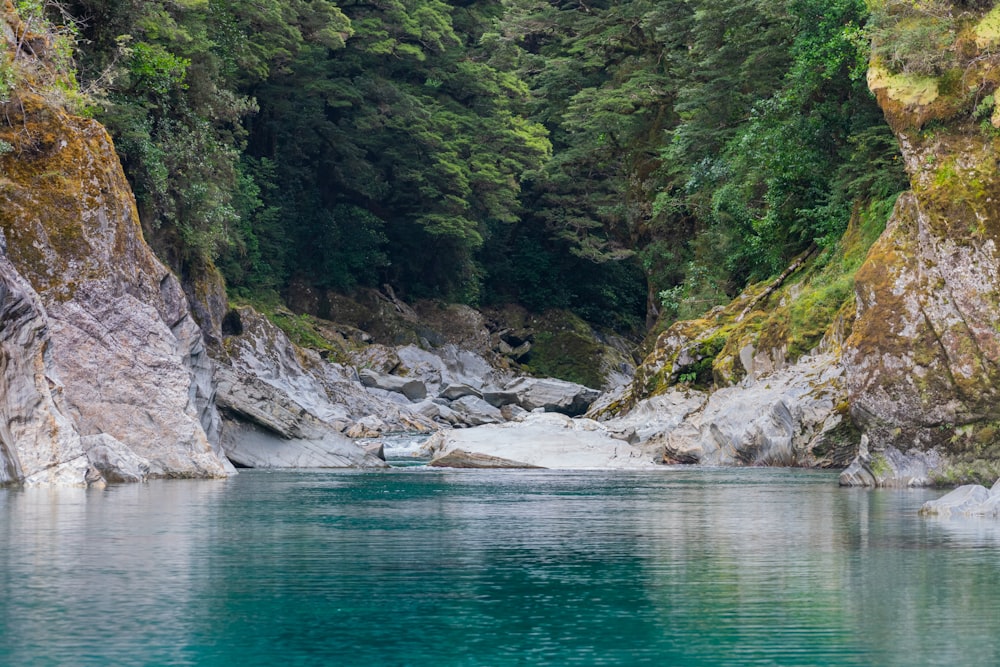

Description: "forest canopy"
44 0 905 332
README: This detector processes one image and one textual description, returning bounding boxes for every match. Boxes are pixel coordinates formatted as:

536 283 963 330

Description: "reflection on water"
1 468 998 665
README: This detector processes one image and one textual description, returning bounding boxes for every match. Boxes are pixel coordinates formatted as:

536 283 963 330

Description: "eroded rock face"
0 235 90 485
844 6 1000 485
213 306 444 467
0 94 233 483
610 353 853 468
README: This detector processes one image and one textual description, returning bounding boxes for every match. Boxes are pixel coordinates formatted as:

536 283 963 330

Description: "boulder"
422 412 655 469
438 383 483 401
919 484 992 517
349 344 401 375
358 369 427 401
362 441 386 461
449 395 504 426
501 377 601 416
482 388 521 408
83 434 151 484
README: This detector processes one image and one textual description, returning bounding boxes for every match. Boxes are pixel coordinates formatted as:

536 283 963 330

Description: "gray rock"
221 419 384 469
500 404 529 422
358 369 427 401
0 101 233 482
977 494 1000 517
449 395 504 426
839 436 944 488
0 244 90 486
216 364 326 440
422 412 655 469
920 485 992 516
429 450 541 468
349 344 401 375
502 376 601 416
213 306 432 467
620 353 847 468
438 383 483 401
83 434 151 483
362 441 386 461
343 415 388 438
482 388 520 408
602 389 707 447
394 343 512 397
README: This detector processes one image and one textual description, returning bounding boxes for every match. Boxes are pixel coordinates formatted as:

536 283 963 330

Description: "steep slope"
842 3 1000 485
0 7 233 483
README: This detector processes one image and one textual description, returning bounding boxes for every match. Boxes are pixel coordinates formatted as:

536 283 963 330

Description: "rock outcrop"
212 306 408 468
0 89 234 484
843 3 1000 486
592 205 868 471
497 376 600 416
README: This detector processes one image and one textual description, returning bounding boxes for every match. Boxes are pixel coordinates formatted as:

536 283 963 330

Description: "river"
1 467 998 665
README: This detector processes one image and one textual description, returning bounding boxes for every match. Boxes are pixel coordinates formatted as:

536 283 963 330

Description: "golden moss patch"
975 6 1000 50
867 64 939 107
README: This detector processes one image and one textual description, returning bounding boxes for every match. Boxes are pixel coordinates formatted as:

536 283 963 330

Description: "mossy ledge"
621 199 891 414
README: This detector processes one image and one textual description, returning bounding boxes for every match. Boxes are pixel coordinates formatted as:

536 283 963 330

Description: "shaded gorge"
1 468 998 665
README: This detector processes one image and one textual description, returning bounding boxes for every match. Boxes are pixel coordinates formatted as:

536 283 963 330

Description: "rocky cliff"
842 3 1000 486
0 5 238 484
599 3 1000 487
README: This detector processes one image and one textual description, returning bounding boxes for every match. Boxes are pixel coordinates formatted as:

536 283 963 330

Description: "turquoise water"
1 467 999 666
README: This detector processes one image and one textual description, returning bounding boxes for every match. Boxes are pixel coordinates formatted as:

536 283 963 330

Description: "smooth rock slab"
221 419 387 469
422 413 655 469
920 484 992 517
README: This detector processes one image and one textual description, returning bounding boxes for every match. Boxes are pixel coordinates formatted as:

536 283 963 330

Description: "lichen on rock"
0 85 232 482
843 0 1000 486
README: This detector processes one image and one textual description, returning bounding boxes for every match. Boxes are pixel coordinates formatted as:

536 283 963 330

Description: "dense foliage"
54 0 906 331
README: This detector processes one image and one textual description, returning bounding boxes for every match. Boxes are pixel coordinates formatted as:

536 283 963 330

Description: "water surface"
2 468 998 666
